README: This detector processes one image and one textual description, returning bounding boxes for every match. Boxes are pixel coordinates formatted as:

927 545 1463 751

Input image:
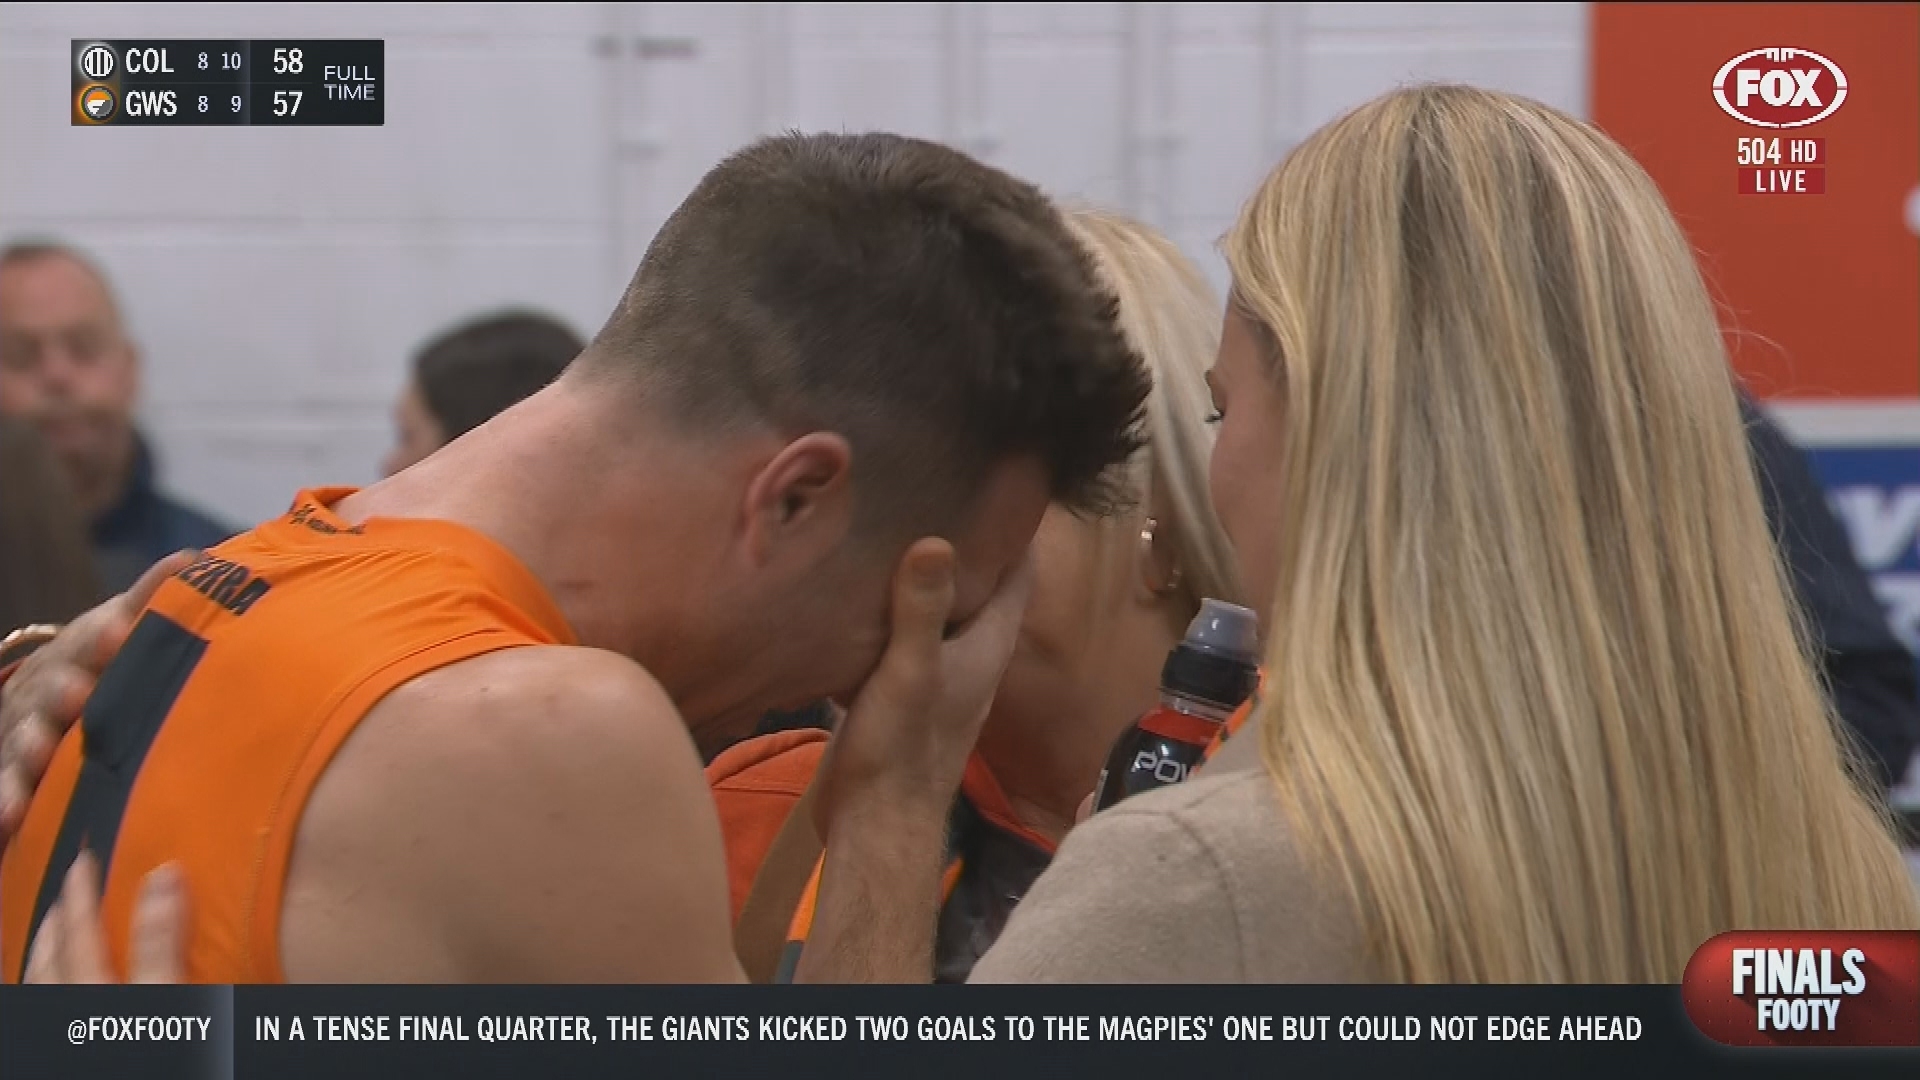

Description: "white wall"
0 1 1590 527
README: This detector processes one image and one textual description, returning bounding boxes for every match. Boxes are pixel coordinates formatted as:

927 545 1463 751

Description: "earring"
1139 518 1184 596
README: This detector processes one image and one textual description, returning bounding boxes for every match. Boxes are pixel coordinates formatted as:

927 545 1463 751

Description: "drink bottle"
1092 598 1260 813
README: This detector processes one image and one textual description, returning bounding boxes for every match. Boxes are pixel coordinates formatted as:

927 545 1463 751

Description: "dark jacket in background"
92 433 237 593
1742 394 1920 791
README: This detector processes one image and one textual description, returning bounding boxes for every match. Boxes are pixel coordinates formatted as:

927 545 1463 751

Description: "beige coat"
969 720 1372 983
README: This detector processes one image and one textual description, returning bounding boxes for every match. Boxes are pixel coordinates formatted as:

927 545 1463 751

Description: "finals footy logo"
1682 931 1920 1047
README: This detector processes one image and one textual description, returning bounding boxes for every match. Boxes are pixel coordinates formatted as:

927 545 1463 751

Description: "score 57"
1737 137 1782 166
270 46 304 117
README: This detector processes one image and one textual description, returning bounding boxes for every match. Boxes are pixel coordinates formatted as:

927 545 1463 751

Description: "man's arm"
793 540 1032 983
799 795 952 983
279 645 744 983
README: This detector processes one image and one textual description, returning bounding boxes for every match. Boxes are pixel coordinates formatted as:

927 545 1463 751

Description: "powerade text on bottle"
1092 598 1260 813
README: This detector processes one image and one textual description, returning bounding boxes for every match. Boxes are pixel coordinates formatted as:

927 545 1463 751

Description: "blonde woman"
706 206 1247 981
970 84 1920 983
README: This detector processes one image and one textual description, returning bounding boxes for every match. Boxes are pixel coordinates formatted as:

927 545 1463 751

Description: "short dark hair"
0 238 98 269
413 311 583 440
583 132 1150 528
0 239 121 316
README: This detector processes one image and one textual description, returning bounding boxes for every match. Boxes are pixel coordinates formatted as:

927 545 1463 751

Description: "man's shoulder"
367 645 686 766
302 645 694 841
301 645 703 892
282 645 739 982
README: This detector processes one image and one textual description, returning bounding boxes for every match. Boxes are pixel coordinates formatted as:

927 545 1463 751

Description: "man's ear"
741 432 855 565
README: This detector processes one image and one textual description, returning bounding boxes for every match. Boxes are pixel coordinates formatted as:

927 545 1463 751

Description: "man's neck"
338 386 727 696
972 711 1109 846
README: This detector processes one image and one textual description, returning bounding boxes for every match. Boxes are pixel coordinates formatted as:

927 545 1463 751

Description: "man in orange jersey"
0 132 1150 985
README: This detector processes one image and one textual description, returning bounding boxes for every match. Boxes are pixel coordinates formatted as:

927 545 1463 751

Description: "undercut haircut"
582 132 1151 532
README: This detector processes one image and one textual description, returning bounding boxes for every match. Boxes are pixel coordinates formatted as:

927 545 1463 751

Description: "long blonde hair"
1064 207 1244 611
1224 84 1920 983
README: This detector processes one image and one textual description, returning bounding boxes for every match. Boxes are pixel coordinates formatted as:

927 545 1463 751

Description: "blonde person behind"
18 86 1920 985
710 207 1245 982
969 84 1920 982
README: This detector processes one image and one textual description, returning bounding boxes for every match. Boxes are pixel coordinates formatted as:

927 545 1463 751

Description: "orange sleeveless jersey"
0 488 574 983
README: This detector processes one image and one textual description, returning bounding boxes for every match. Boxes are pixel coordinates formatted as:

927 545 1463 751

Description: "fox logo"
1713 48 1848 129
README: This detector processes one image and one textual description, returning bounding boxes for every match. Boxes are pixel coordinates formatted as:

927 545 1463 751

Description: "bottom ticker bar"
2 984 1916 1079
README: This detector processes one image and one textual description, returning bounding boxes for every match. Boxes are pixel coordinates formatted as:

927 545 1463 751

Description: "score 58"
270 45 304 117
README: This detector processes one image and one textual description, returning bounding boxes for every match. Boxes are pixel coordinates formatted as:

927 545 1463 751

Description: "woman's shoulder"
971 770 1368 983
1103 770 1345 942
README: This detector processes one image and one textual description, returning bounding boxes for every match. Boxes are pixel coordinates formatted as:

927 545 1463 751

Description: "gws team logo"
77 84 116 123
1713 48 1848 128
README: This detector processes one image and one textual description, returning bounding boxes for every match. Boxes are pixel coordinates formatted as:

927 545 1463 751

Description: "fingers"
24 853 113 984
23 898 62 983
1 645 90 738
965 550 1036 645
57 852 112 983
129 864 188 983
126 551 198 611
0 709 61 833
1076 792 1095 825
0 622 105 772
940 550 1036 695
20 858 188 985
876 538 957 697
93 550 197 669
0 552 189 838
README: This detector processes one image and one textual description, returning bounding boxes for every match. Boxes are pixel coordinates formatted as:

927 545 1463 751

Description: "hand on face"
0 551 195 848
23 852 187 984
812 538 1035 835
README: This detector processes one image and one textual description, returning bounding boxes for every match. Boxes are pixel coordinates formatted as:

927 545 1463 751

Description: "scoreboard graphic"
70 40 383 126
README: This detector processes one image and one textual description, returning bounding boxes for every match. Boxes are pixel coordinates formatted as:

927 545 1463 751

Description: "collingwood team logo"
77 42 115 80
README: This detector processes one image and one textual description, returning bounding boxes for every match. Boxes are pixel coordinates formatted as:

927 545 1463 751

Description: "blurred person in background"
1740 392 1920 794
967 84 1920 983
0 418 102 637
711 208 1246 982
383 311 583 478
0 242 234 593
